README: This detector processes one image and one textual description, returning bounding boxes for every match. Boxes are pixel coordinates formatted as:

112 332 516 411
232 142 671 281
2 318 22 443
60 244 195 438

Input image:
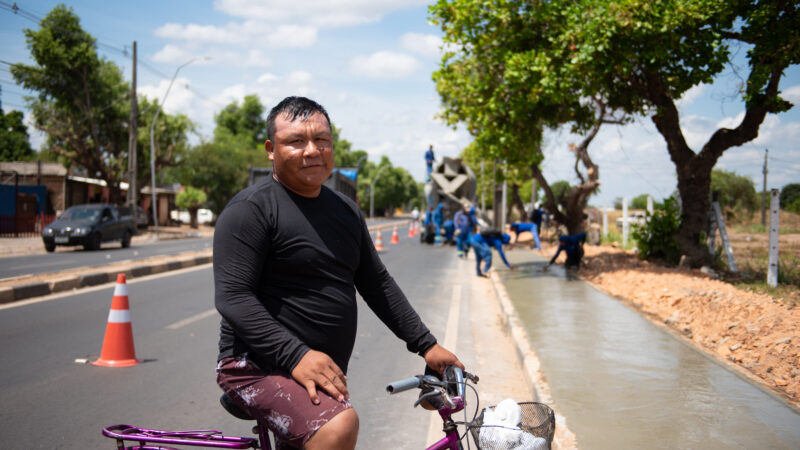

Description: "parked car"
132 206 149 229
41 204 137 252
170 208 215 225
118 205 149 229
616 211 647 230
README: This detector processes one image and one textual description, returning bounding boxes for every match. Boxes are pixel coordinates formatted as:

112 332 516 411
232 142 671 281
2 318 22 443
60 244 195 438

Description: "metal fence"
0 215 56 238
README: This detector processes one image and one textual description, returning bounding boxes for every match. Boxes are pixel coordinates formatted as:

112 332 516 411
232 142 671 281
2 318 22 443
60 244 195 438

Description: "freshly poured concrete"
499 251 800 449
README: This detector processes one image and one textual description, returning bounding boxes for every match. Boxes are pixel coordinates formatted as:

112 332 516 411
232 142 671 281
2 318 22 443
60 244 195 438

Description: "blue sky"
2 1 799 208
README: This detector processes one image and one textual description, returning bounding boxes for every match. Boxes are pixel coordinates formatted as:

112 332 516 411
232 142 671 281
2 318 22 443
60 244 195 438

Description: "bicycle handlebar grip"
386 376 422 394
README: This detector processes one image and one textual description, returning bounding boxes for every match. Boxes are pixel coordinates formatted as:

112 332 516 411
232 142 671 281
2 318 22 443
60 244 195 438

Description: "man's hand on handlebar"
291 350 349 405
423 343 464 376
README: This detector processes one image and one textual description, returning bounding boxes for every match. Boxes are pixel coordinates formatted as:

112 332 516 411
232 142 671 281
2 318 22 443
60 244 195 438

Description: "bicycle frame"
102 424 264 449
425 396 465 450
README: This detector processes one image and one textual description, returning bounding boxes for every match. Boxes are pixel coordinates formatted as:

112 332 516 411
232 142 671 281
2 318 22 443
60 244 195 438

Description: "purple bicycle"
386 366 555 449
102 366 554 449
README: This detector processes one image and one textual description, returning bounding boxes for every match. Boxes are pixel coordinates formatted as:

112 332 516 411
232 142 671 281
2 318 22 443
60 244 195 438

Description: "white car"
170 208 215 225
616 211 647 230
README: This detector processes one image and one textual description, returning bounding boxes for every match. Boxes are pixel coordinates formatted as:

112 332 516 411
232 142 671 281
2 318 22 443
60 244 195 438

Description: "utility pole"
127 41 138 207
761 148 768 226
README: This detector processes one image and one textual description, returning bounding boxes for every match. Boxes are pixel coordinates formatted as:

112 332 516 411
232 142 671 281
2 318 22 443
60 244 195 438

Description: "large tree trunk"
510 184 527 221
642 68 781 267
531 99 611 235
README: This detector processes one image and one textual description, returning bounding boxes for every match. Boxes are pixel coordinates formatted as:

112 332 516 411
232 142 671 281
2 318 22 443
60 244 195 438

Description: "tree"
710 169 758 218
0 108 34 160
780 183 800 210
176 186 207 229
526 0 799 266
11 5 130 203
430 1 624 234
139 96 194 196
631 194 650 210
357 157 418 215
215 94 266 144
172 130 262 215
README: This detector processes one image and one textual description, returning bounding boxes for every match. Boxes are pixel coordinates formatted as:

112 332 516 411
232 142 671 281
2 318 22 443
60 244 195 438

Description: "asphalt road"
0 237 213 280
0 232 478 449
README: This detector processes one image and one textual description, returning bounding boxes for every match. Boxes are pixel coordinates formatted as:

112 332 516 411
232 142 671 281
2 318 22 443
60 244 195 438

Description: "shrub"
632 197 682 265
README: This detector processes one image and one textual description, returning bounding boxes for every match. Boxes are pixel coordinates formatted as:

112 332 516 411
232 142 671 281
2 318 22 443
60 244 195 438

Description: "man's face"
266 112 334 197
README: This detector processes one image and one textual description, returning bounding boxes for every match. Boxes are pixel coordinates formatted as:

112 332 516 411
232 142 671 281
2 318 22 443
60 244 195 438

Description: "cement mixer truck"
421 157 480 244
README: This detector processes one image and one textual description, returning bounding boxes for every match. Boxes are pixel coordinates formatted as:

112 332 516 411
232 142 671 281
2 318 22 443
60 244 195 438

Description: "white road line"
427 283 462 446
166 308 218 330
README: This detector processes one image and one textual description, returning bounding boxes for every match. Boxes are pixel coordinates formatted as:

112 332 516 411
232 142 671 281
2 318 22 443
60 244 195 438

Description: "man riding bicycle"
213 96 463 449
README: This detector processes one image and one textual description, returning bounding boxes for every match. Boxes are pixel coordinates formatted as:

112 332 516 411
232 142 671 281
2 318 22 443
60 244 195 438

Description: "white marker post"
767 189 780 287
602 204 608 239
622 197 629 248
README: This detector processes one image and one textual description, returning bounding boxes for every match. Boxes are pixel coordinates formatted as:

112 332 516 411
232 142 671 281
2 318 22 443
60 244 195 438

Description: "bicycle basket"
469 402 555 450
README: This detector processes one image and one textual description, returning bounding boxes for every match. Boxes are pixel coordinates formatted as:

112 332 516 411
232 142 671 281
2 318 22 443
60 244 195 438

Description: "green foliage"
780 183 800 210
787 198 800 215
10 5 130 201
331 124 367 169
711 169 758 216
632 197 682 265
139 96 194 190
215 94 266 144
172 130 263 215
630 194 650 210
549 181 572 209
357 157 419 215
176 186 207 210
0 108 34 160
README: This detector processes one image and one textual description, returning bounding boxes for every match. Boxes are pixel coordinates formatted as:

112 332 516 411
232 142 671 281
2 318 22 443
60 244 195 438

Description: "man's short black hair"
265 96 331 141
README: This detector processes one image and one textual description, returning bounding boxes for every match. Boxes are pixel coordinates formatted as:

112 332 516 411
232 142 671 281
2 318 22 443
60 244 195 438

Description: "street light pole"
149 57 205 232
369 164 389 219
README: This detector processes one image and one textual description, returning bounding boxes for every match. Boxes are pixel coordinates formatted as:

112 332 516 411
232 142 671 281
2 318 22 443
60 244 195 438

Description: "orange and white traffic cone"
374 228 385 251
408 221 415 238
391 226 400 244
92 274 139 367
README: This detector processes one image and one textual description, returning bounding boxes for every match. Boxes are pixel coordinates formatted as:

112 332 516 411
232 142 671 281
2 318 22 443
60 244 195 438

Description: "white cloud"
138 77 193 112
152 45 271 68
155 23 237 43
716 111 745 131
214 0 429 27
154 21 317 48
783 84 800 105
349 51 420 78
152 44 193 64
399 33 443 58
676 84 708 109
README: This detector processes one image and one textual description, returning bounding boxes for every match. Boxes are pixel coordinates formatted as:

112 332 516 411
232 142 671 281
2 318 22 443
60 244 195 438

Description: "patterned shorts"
216 355 353 449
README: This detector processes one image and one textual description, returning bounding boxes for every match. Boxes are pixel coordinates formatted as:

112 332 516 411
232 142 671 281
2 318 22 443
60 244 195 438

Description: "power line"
3 4 224 110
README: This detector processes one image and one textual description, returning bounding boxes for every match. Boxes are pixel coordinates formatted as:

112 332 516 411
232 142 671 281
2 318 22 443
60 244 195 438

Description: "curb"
0 251 213 305
0 221 404 305
488 271 576 449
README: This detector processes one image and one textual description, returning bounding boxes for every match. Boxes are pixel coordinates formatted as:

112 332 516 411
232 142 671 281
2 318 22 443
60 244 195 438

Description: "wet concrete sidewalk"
495 248 800 449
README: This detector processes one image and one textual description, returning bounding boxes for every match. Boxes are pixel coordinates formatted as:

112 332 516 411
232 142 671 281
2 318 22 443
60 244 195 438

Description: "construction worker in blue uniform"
453 204 475 258
432 203 444 245
470 230 513 277
509 222 542 250
543 232 587 271
442 219 455 244
424 145 435 181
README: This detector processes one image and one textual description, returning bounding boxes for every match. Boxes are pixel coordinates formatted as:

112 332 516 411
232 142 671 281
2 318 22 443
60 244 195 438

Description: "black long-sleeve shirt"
214 176 436 374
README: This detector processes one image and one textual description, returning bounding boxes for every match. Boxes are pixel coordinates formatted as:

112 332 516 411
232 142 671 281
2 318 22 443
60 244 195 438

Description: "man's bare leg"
304 408 359 450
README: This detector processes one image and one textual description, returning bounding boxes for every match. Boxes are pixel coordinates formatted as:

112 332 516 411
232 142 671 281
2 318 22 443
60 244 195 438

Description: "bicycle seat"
220 393 254 421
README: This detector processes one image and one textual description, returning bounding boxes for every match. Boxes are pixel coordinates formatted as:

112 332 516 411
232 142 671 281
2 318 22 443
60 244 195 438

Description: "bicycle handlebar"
386 375 424 394
385 366 479 396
